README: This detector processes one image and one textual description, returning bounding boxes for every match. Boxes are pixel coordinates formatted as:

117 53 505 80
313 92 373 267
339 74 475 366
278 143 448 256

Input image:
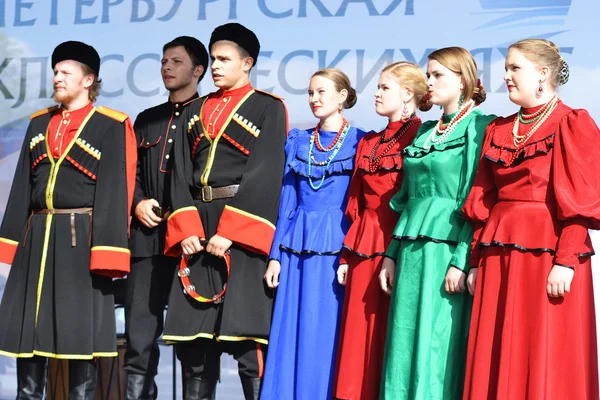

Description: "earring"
338 103 343 113
536 81 544 98
458 94 464 108
401 102 410 122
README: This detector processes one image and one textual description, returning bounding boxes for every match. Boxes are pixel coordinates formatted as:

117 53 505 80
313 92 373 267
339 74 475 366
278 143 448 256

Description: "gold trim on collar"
37 108 97 326
200 90 255 186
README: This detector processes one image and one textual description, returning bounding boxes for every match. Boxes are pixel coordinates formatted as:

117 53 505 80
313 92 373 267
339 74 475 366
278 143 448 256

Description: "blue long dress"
261 125 365 400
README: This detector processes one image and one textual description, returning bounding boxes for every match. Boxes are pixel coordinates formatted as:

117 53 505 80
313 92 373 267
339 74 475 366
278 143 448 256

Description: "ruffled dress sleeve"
461 118 500 269
269 129 301 262
384 180 409 261
449 113 496 271
553 110 600 267
339 137 367 265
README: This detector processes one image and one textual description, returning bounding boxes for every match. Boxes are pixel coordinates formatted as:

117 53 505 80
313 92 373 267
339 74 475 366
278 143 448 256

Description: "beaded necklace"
368 116 419 173
423 99 477 149
499 96 559 166
314 118 348 151
307 120 351 190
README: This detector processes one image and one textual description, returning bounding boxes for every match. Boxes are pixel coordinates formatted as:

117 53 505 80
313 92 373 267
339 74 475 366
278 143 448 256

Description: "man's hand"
134 198 163 228
181 236 204 257
206 235 233 258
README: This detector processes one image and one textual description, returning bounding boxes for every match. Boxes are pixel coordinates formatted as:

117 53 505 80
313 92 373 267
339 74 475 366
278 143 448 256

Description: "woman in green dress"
378 47 495 399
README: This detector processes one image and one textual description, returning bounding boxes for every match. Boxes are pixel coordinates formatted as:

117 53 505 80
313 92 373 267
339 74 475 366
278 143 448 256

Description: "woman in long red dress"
462 38 600 400
334 61 429 400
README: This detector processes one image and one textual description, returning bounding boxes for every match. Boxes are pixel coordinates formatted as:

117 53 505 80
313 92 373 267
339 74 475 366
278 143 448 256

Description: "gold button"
146 142 150 145
54 147 59 151
223 98 227 102
171 125 176 129
63 120 67 124
165 155 170 159
65 113 70 117
175 112 180 116
168 139 173 143
209 123 213 126
175 104 179 108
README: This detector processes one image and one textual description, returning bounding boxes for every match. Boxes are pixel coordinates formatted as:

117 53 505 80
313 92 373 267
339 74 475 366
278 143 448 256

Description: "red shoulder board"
96 106 129 123
254 89 285 102
30 105 58 120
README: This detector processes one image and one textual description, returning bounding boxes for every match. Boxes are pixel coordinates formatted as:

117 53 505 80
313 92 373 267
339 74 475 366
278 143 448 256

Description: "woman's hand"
466 267 478 295
547 265 574 298
379 257 396 295
445 266 466 294
264 259 282 289
337 264 349 285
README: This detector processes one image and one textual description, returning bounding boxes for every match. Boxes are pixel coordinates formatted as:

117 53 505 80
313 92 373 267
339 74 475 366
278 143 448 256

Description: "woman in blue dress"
260 68 366 399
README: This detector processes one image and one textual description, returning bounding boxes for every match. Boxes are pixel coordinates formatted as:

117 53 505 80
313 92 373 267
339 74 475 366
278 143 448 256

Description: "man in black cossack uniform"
0 41 136 399
162 23 287 400
124 36 208 400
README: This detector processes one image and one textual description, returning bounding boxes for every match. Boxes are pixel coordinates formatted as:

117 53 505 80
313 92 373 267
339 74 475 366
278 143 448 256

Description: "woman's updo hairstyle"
381 61 430 111
311 68 357 109
427 46 487 105
508 39 569 87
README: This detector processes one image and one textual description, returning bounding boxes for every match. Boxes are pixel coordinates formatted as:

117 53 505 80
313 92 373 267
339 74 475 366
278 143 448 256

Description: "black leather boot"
183 376 217 400
68 360 97 400
240 377 261 400
16 357 46 400
125 373 157 400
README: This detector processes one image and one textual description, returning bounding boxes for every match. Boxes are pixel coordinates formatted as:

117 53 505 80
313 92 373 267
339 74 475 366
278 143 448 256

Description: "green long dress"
380 109 495 400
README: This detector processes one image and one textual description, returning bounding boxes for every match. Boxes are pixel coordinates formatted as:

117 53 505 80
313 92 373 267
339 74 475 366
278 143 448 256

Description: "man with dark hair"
162 23 287 400
0 40 136 400
124 36 208 400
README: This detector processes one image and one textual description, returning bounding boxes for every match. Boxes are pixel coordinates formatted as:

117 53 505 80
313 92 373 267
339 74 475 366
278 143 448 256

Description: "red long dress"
462 100 600 400
334 118 420 400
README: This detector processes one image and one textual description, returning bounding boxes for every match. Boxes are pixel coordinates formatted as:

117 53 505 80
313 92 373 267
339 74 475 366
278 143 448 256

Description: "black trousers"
176 339 267 380
124 255 178 376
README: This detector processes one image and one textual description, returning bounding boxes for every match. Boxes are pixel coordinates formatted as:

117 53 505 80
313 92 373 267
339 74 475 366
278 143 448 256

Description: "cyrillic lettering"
278 50 314 95
131 0 155 22
356 49 394 92
127 53 160 97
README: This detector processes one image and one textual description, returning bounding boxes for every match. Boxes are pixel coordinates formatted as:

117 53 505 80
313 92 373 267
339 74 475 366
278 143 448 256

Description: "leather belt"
193 185 239 203
33 208 93 247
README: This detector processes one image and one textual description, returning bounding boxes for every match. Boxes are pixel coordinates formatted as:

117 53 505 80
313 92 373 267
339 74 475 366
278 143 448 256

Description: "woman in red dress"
463 38 600 400
334 61 430 400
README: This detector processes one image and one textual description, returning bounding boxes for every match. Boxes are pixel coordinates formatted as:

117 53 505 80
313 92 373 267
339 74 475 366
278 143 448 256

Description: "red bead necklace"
498 96 559 166
519 100 554 121
436 102 474 134
314 118 348 152
368 116 419 173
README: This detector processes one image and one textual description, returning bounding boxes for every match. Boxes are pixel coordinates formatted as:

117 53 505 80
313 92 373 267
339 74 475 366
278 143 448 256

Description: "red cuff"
90 246 131 278
125 120 138 237
0 238 18 264
165 207 205 257
555 218 592 268
339 248 352 265
216 205 275 256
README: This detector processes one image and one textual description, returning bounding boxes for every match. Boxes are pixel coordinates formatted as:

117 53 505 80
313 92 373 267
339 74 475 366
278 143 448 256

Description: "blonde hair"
80 63 102 103
428 47 485 104
508 39 567 88
381 61 428 102
311 68 357 109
